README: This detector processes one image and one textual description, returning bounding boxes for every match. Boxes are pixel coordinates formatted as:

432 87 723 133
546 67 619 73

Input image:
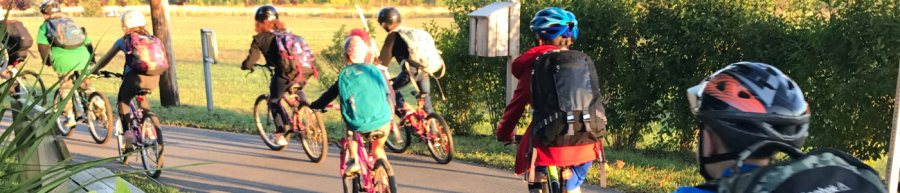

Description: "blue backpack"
45 18 86 49
338 63 392 132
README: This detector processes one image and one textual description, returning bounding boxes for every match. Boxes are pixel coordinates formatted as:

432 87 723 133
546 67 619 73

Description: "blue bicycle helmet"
530 7 578 40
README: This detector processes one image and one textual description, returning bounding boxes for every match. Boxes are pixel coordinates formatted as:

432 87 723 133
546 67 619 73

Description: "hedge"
432 0 900 160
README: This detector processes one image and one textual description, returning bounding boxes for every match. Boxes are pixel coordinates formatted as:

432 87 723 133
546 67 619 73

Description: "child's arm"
309 82 340 109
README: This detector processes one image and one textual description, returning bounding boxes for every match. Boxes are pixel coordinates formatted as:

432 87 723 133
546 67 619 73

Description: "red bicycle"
383 62 455 164
250 64 328 163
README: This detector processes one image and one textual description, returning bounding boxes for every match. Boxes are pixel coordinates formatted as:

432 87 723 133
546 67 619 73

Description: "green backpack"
338 63 392 132
702 140 888 193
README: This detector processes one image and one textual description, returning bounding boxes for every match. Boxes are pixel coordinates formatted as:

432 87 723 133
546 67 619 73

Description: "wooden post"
886 60 900 192
506 0 519 105
150 0 181 107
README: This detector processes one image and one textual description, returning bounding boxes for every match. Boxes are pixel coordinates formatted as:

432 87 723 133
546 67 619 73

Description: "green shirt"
37 21 92 73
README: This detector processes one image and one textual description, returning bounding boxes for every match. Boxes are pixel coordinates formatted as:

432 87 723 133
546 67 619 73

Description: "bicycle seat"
135 89 152 96
367 130 386 141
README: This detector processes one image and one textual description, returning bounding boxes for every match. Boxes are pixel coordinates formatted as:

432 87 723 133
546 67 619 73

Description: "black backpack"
529 49 607 147
4 20 32 61
697 140 888 193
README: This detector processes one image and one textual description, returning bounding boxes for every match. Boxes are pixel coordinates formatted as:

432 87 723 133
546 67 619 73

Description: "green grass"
117 172 185 193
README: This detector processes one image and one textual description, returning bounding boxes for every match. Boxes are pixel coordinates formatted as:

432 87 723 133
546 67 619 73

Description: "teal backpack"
338 63 392 132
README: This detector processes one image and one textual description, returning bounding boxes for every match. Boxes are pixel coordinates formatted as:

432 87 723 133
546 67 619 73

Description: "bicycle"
52 71 115 144
249 64 328 163
0 58 47 107
101 71 165 178
338 106 398 193
384 61 454 164
508 133 606 193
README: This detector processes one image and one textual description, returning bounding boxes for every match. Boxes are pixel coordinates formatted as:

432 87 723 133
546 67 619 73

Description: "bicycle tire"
372 158 398 193
424 113 454 164
115 117 129 164
87 92 114 144
17 70 47 107
140 114 164 178
385 122 412 153
254 94 288 151
52 91 75 137
298 105 328 163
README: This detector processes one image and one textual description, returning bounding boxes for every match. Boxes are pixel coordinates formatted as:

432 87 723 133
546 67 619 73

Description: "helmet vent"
765 67 778 75
716 82 727 91
738 91 751 99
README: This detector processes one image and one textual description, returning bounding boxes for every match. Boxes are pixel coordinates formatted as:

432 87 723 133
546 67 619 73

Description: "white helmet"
120 10 145 30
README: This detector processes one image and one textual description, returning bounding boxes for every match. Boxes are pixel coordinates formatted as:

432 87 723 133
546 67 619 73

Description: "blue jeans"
392 67 433 114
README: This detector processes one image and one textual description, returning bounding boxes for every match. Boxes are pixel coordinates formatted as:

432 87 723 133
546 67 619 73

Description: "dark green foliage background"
430 0 900 161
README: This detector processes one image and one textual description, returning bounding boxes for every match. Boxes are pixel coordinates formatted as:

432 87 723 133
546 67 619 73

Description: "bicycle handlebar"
96 71 123 78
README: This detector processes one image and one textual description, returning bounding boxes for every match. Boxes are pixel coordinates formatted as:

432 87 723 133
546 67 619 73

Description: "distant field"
7 5 451 18
12 16 455 114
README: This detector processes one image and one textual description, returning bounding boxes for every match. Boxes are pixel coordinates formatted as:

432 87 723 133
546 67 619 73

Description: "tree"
116 0 126 6
62 0 77 6
81 0 102 17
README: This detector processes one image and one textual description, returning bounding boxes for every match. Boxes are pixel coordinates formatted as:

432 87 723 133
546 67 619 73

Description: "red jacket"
496 45 600 175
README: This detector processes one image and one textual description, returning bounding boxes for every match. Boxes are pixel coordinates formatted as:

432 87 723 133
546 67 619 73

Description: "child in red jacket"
496 7 601 193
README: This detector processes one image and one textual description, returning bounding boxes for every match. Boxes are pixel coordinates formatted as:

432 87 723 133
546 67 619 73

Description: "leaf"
114 178 132 193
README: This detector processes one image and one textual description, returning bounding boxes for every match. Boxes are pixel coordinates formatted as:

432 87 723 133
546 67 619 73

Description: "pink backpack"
124 34 169 75
273 30 318 83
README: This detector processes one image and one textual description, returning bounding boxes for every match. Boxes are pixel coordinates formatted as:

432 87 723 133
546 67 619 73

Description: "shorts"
346 122 392 140
536 161 592 191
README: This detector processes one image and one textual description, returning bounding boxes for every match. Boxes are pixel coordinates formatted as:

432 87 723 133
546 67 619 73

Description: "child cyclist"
309 29 391 175
241 5 316 146
495 7 601 193
92 10 169 150
38 1 96 127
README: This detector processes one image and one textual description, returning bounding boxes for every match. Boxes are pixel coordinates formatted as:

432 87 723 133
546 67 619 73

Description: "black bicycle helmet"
254 5 278 23
687 62 809 180
40 1 61 15
376 7 401 25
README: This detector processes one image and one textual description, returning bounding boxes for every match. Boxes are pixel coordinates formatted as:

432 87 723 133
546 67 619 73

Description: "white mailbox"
467 2 515 57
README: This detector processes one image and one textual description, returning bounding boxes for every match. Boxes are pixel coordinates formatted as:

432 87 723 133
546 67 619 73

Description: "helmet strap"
696 126 739 181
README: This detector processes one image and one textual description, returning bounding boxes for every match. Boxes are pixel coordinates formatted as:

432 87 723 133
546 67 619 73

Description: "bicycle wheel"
385 122 412 153
140 114 164 178
16 70 47 107
87 92 114 144
298 105 328 163
114 117 129 164
52 91 75 137
372 158 398 193
425 113 454 164
254 95 288 151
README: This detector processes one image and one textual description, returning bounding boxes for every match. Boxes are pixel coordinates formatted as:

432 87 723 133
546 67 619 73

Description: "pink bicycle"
335 103 398 193
250 64 328 163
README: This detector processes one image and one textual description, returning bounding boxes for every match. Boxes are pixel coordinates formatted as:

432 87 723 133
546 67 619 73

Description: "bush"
432 0 900 160
81 0 103 17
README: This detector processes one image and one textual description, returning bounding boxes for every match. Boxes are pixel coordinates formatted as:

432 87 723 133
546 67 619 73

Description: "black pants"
118 71 159 131
269 76 307 133
392 67 433 114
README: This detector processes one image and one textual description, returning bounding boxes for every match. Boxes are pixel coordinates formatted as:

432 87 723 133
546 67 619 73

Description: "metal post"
886 60 900 191
200 29 217 113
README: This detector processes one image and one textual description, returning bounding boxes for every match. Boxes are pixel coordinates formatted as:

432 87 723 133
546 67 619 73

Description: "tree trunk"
150 0 181 107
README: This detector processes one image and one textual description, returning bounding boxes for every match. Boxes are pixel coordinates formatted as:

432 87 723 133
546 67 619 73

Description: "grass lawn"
118 172 185 193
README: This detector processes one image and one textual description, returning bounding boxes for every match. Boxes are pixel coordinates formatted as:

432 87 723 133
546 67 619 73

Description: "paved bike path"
1 115 619 193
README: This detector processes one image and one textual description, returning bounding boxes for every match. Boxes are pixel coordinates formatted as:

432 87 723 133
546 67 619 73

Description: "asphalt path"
2 115 620 193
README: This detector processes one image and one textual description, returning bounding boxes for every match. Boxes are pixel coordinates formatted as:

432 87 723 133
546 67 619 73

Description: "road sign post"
201 29 218 113
886 60 900 191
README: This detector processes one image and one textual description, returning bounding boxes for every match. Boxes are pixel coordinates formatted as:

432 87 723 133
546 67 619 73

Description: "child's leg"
369 123 391 161
347 130 358 162
269 76 291 133
117 72 141 131
58 72 76 114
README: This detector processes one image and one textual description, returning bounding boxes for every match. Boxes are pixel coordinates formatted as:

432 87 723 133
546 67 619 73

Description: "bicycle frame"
340 133 378 193
400 97 437 140
127 95 149 145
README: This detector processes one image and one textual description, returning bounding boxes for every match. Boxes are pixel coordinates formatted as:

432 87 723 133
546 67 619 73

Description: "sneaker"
65 114 77 127
123 132 135 151
269 133 288 146
344 158 360 176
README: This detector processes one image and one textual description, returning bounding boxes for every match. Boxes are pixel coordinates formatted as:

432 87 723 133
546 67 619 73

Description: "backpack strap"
694 181 718 191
